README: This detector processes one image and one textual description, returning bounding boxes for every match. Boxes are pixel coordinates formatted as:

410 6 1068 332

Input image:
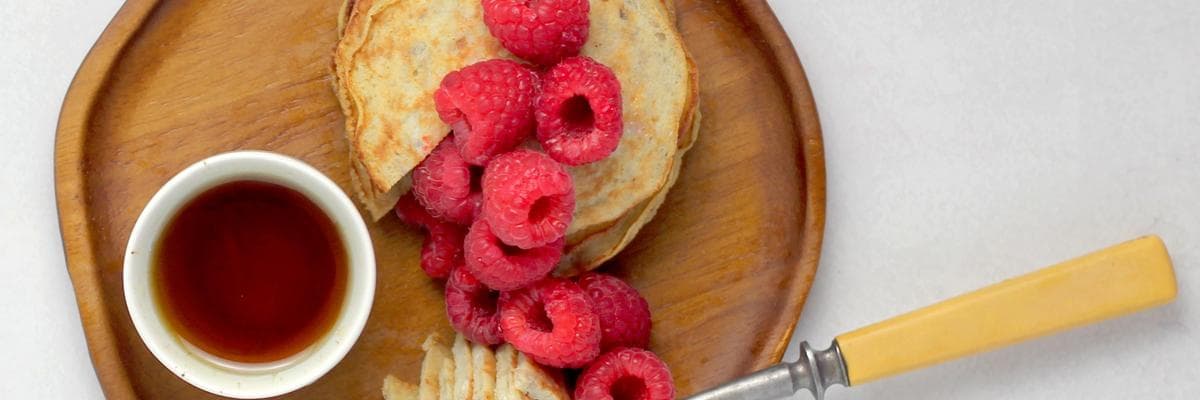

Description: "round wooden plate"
54 0 825 398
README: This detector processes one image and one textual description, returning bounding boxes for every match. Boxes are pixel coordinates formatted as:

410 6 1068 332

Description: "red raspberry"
419 222 465 280
434 59 539 165
412 137 483 225
481 0 589 66
395 193 462 279
481 150 575 249
464 219 563 291
445 266 503 345
577 273 651 351
535 56 623 166
575 348 675 400
394 192 437 228
499 278 601 368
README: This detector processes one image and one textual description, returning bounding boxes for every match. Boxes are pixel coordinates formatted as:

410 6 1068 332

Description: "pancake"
417 334 451 400
513 351 570 400
493 344 520 400
451 334 474 400
386 339 568 400
335 0 508 219
334 0 698 271
557 110 699 275
470 340 497 400
382 375 419 400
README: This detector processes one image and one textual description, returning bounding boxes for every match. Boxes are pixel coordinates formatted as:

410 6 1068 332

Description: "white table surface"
2 1 1196 398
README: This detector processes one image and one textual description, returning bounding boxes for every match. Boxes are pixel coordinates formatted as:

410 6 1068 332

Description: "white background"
1 1 1195 398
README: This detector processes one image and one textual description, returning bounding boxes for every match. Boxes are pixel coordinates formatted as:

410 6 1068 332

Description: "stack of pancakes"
333 0 698 274
382 334 570 400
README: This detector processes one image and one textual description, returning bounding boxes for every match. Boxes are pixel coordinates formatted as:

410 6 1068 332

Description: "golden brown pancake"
382 375 419 400
387 338 568 400
334 0 698 273
417 334 451 400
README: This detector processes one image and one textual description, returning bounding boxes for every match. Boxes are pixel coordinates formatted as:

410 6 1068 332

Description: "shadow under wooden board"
54 0 825 398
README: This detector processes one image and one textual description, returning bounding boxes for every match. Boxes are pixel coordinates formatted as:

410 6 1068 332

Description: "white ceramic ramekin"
123 151 374 399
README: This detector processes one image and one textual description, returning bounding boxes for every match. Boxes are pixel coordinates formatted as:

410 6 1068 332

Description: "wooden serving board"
54 0 825 398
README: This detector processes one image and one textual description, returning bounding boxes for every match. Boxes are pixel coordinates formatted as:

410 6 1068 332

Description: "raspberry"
535 56 623 165
413 137 483 225
575 348 675 400
481 0 590 66
445 266 503 345
481 150 575 249
577 273 651 351
435 59 539 165
394 192 437 228
464 219 563 291
499 278 601 368
419 222 465 280
395 193 462 279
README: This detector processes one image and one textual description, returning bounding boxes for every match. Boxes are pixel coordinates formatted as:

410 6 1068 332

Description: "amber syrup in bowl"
123 151 374 399
153 180 347 364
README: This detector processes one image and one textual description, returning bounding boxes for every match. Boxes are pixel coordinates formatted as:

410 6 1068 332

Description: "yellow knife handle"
835 236 1177 386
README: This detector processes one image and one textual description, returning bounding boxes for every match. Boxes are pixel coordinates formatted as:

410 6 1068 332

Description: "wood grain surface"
53 0 825 398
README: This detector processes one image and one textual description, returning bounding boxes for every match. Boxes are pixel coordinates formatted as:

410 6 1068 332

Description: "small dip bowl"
123 151 375 399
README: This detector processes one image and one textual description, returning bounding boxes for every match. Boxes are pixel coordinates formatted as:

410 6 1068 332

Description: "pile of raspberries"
394 1 674 399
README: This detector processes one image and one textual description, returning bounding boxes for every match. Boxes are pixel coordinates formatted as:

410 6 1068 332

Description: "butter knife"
687 236 1177 400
